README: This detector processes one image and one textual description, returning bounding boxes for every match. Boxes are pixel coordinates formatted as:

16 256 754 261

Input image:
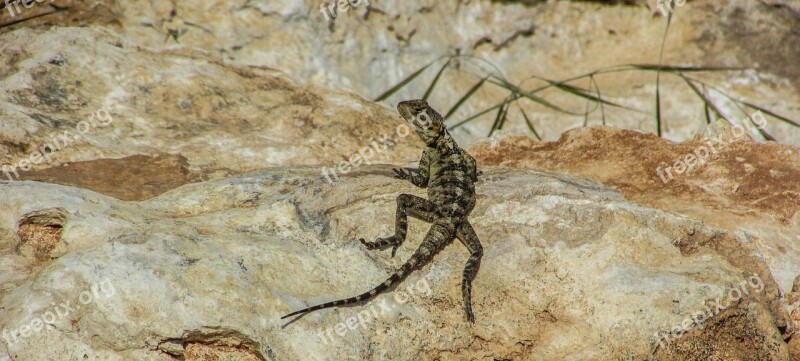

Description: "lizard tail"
281 254 425 320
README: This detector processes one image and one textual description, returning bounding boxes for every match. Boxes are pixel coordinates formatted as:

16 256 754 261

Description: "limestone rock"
470 127 800 307
0 27 422 184
1 0 798 145
0 5 796 360
0 166 790 360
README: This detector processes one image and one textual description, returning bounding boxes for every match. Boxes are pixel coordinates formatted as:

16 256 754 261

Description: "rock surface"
1 0 798 145
472 126 800 359
471 125 800 292
0 5 798 361
0 27 422 186
0 166 790 360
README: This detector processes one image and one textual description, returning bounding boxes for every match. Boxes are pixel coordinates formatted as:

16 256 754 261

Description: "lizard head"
397 99 445 145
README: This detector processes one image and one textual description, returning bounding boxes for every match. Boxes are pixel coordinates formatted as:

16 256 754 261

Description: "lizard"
282 99 483 322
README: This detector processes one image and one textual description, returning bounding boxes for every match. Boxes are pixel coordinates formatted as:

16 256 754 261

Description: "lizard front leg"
393 150 430 188
456 221 483 322
360 194 436 257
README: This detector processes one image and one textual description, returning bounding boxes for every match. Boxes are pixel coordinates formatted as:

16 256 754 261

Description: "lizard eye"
415 112 432 129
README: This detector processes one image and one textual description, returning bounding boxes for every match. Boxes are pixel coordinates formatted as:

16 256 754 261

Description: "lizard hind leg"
360 193 436 257
456 221 483 323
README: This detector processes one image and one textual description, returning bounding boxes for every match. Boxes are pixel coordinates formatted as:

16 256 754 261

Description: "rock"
790 335 800 361
0 27 423 185
1 1 798 145
0 166 789 360
16 154 200 201
14 207 67 262
0 6 796 360
471 126 800 296
792 310 800 335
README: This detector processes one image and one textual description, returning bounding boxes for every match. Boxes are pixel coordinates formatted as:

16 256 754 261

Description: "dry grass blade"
423 57 453 101
738 103 794 141
497 101 511 131
521 63 742 99
741 101 800 128
373 58 440 102
583 99 590 127
488 99 511 137
443 75 491 121
681 75 797 139
754 127 776 141
724 98 777 141
679 75 729 124
449 95 518 130
728 97 776 140
375 52 796 141
655 84 663 136
629 64 745 72
491 78 584 116
521 75 632 111
519 108 542 140
701 84 712 125
654 13 672 137
746 113 777 141
589 75 606 125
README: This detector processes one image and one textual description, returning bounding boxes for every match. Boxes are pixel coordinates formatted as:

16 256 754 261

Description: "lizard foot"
360 237 402 257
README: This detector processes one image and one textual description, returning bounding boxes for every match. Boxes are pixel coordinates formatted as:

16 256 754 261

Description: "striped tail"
281 256 423 320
